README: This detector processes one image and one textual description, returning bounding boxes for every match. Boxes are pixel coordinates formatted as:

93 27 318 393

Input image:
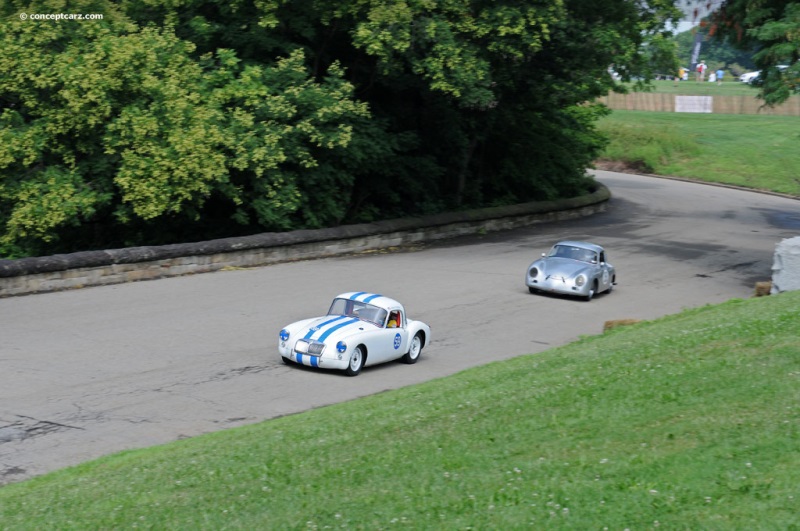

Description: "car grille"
295 340 325 356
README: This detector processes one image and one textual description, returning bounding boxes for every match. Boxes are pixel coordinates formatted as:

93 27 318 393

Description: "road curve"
1 170 798 484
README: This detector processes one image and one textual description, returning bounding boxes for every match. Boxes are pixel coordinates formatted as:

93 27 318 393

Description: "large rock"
771 236 800 293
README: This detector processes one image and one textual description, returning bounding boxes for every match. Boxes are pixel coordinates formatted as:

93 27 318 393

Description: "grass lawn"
597 110 800 196
1 291 799 529
628 79 786 97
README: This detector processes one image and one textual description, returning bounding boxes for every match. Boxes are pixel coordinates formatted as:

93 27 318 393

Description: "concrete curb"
0 184 610 297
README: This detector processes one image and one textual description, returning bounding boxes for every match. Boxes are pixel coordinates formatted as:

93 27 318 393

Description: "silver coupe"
525 241 616 301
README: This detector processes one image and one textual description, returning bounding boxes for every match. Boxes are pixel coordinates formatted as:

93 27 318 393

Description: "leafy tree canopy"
1 0 682 258
674 24 757 74
1 0 368 255
706 0 800 104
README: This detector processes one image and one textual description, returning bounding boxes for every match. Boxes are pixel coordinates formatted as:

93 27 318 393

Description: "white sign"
675 96 713 113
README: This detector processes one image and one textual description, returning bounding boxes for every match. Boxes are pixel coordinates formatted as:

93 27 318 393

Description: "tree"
706 0 800 104
1 0 684 257
0 0 368 257
674 23 757 75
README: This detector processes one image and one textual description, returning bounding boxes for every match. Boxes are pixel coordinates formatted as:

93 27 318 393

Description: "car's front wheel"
344 346 365 376
401 333 423 364
585 280 597 302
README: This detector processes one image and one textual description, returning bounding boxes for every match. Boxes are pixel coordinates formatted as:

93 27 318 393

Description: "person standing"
676 66 686 86
716 68 724 85
696 60 707 82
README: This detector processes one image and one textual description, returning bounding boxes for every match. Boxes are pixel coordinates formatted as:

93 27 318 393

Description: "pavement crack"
712 260 760 273
16 414 85 431
0 415 84 444
207 365 271 382
0 465 27 483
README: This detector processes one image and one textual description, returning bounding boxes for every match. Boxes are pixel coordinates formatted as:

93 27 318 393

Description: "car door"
392 309 409 359
597 252 613 291
364 309 407 364
388 310 409 361
376 309 408 361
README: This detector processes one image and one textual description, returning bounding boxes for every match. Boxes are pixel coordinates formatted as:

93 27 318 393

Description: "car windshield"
328 298 388 327
548 245 598 264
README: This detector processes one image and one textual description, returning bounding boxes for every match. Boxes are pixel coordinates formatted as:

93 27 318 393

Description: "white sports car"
279 292 431 376
739 70 760 83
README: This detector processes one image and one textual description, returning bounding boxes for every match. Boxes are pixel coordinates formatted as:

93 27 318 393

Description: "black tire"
528 286 538 294
344 346 365 376
281 356 292 365
401 333 423 364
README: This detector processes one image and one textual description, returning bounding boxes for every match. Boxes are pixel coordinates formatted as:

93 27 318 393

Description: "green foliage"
343 1 566 109
1 0 684 257
0 1 368 256
707 0 800 105
641 32 680 78
205 49 370 229
674 24 757 75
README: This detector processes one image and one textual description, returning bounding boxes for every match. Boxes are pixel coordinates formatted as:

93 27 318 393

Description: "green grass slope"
1 292 799 529
597 110 800 197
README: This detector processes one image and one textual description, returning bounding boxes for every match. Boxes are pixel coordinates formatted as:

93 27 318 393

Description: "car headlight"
308 341 325 355
575 275 586 287
279 329 290 341
336 341 347 353
529 266 538 278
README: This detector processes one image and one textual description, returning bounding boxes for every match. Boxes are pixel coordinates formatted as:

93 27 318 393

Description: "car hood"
295 314 378 345
536 257 591 279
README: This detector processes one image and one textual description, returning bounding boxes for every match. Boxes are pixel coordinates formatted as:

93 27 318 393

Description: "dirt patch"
594 159 652 174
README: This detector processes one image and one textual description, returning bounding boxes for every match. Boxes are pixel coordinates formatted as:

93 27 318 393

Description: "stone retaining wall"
0 184 610 297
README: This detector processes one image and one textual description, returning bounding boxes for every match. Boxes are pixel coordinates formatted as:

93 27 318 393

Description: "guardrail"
0 184 611 297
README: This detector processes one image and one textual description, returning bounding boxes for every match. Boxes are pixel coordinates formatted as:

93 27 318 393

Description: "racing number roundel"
393 333 401 350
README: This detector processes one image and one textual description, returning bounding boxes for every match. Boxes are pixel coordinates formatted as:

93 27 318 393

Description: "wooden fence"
600 92 800 116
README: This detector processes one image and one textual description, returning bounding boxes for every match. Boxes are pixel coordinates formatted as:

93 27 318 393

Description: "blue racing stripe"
303 315 347 340
318 318 359 342
363 293 383 303
349 292 367 300
297 353 319 367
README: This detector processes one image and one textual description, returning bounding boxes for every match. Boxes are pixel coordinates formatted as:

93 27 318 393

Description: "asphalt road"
2 170 799 485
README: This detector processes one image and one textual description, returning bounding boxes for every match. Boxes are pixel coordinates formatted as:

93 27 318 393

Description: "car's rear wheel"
401 333 423 364
344 346 365 376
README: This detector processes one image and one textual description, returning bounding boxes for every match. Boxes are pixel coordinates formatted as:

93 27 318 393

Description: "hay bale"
754 281 772 297
603 319 642 332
